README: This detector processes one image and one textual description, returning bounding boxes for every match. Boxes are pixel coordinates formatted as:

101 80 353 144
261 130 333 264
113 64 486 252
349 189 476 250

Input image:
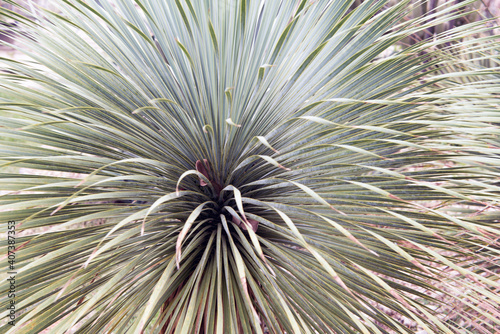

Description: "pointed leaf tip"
256 136 280 154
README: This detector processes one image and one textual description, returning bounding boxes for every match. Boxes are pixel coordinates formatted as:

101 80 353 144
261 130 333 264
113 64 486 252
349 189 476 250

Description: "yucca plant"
1 0 499 333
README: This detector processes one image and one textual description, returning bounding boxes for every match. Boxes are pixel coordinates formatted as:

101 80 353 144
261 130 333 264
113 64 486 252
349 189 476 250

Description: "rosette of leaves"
0 0 499 333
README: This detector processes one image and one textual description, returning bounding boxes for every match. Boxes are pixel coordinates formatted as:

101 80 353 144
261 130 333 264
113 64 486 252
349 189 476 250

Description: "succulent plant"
0 0 499 333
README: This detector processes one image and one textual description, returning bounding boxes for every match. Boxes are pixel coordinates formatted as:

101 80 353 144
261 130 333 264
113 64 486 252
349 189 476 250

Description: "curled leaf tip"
256 136 280 153
226 118 241 127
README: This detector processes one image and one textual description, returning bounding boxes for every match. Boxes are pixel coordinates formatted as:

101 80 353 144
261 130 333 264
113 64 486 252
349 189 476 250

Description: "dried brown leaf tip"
195 159 210 186
232 214 259 232
195 159 222 195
